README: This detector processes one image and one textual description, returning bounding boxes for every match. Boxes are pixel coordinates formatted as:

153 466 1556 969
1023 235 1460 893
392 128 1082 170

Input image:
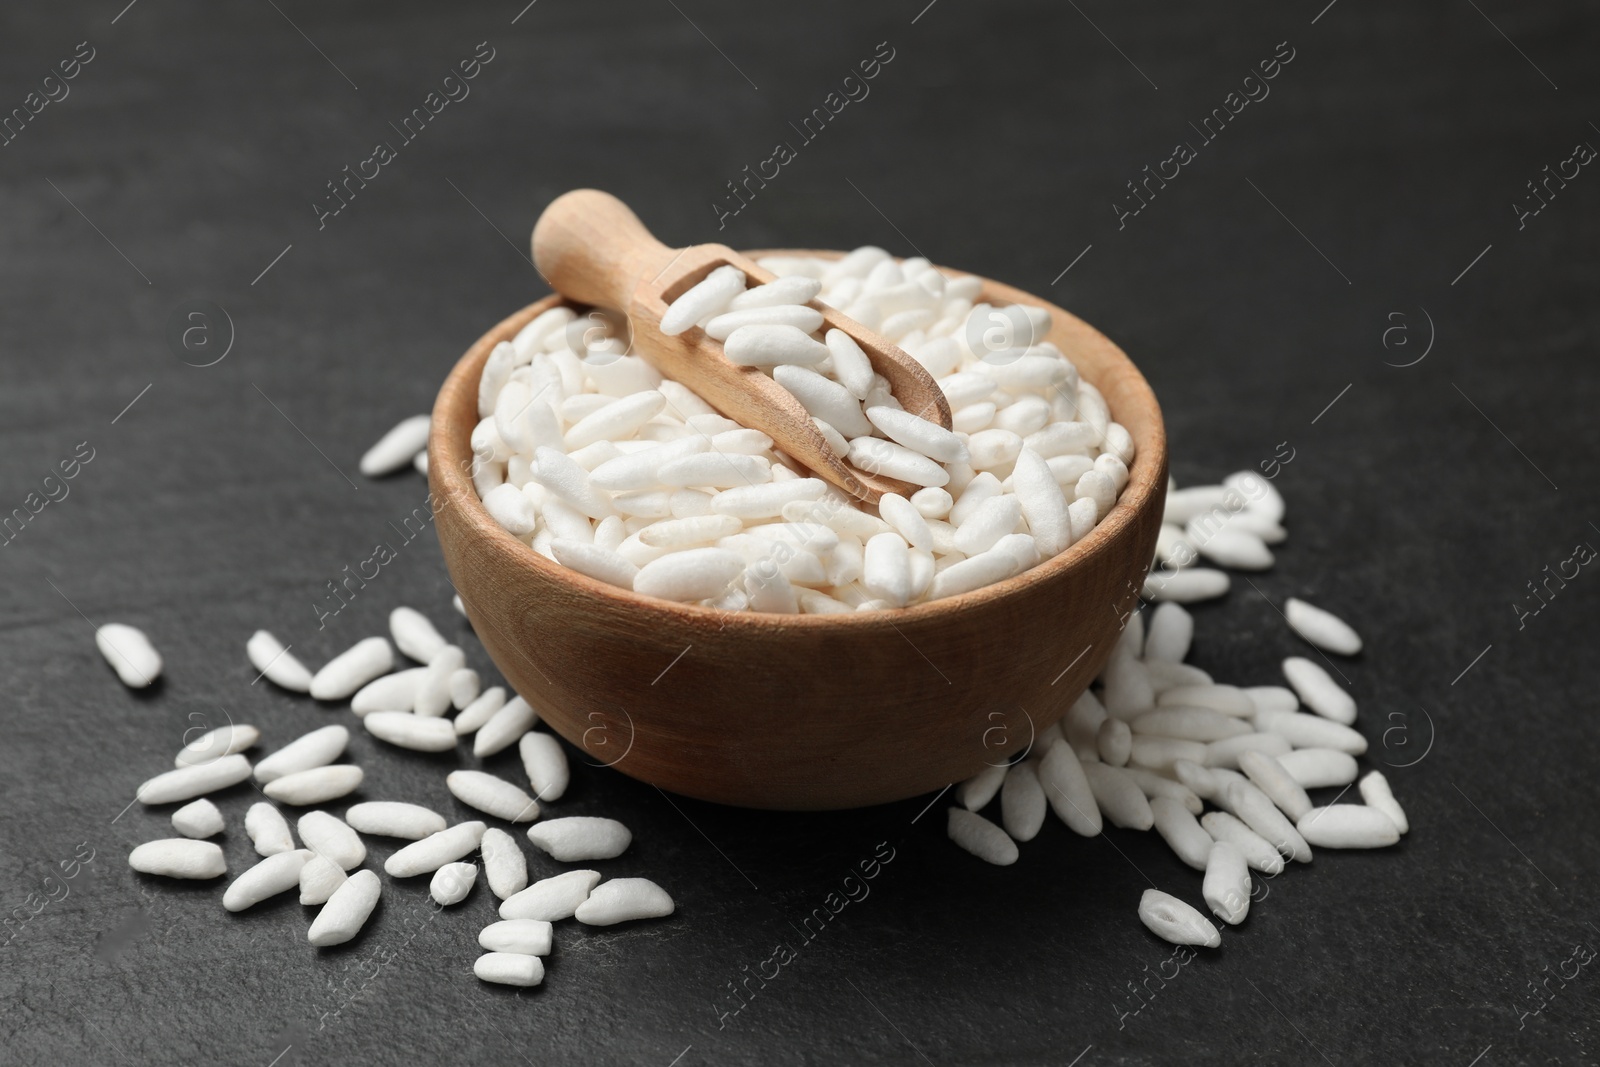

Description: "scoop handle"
531 189 679 309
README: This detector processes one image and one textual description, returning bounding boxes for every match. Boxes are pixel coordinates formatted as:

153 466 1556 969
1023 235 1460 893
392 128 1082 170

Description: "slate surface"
1 1 1597 1064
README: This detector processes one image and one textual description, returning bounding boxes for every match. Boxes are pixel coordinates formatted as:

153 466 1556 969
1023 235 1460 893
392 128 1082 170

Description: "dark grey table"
3 1 1597 1063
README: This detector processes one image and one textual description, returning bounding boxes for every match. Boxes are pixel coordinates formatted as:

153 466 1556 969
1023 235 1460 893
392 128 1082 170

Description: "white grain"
298 853 347 906
1097 716 1132 765
1151 796 1214 870
1226 780 1312 864
1256 711 1367 755
1063 691 1108 761
1082 761 1154 830
138 754 253 805
633 547 745 602
722 323 829 367
308 870 381 947
1138 888 1221 948
551 539 639 590
1000 761 1046 842
430 861 477 905
350 667 427 715
657 451 771 489
1123 766 1204 816
447 770 540 823
1281 657 1357 725
1297 805 1401 849
910 486 953 520
474 952 545 987
246 801 295 856
454 686 507 736
450 668 480 710
360 415 430 477
710 480 827 520
564 390 667 450
956 763 1006 812
384 821 487 877
730 275 822 310
481 827 529 900
95 623 162 688
1157 684 1254 716
1037 739 1101 835
479 919 552 955
1238 751 1313 822
659 264 744 336
174 724 260 769
1285 597 1362 656
1163 485 1229 524
1011 447 1072 556
1173 760 1224 806
865 405 969 464
473 695 538 758
1144 660 1213 693
824 328 875 398
171 798 224 839
1100 654 1154 719
129 839 226 879
1203 842 1251 925
253 725 350 784
1129 736 1209 772
926 544 1018 600
525 816 631 862
946 807 1018 865
261 765 364 806
297 811 366 870
499 869 602 922
344 801 447 840
575 877 675 925
862 532 913 607
1276 748 1360 789
533 446 615 518
1200 811 1284 875
519 732 570 802
1132 708 1252 743
1224 469 1286 523
246 631 313 692
847 437 949 487
1244 685 1299 714
590 437 705 492
390 606 448 662
310 637 394 701
1191 525 1274 570
773 364 872 438
1358 770 1409 834
363 711 457 753
1142 568 1230 603
1204 732 1292 770
414 645 466 717
224 850 311 911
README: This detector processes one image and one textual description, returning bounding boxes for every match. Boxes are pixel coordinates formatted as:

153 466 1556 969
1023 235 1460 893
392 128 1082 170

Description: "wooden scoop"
531 189 953 504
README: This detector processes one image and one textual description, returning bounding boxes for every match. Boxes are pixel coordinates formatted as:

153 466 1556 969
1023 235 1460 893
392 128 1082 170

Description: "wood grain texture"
430 255 1166 810
531 189 951 503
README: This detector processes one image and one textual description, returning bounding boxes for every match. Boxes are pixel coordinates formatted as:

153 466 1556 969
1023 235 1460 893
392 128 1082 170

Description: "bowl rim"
430 250 1166 632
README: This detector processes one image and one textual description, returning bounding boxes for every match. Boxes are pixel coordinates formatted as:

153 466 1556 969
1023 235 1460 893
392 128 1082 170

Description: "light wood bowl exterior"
430 254 1167 810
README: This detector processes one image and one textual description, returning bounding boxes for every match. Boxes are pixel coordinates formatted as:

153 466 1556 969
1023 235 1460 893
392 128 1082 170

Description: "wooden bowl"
430 255 1167 810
